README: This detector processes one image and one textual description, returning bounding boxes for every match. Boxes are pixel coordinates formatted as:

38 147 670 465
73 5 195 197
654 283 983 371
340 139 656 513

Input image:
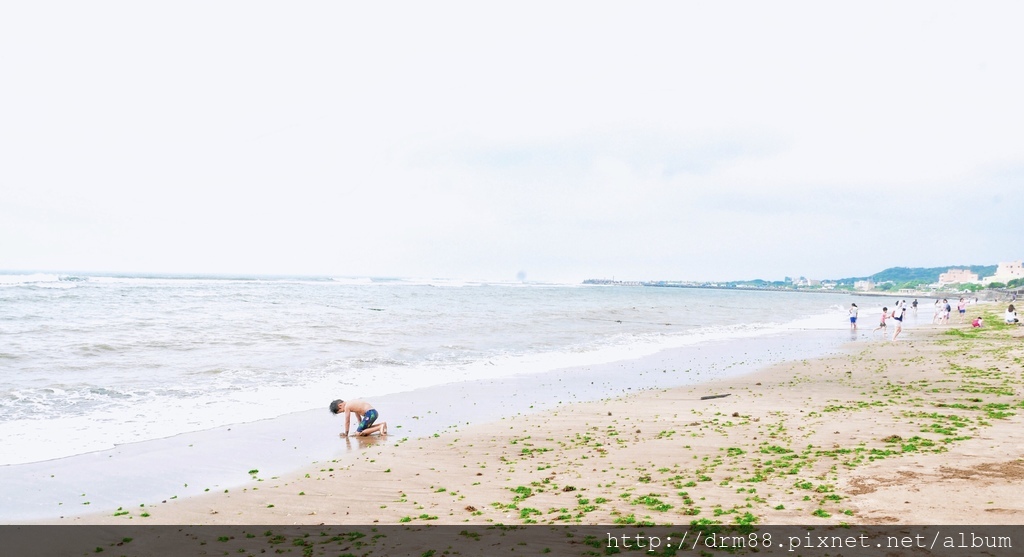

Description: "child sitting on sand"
972 317 983 328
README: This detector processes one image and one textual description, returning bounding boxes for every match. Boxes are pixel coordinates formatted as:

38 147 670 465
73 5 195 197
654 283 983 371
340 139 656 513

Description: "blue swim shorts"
356 409 378 432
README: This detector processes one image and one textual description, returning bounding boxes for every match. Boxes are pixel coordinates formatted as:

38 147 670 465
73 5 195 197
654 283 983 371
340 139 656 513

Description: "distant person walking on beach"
932 299 942 324
849 304 859 330
942 299 952 324
873 307 888 336
891 304 906 341
912 299 918 316
957 297 967 323
329 399 388 437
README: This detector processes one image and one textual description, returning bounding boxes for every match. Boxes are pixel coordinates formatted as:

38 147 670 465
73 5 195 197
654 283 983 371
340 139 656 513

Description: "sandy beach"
9 307 1024 555
64 311 1024 527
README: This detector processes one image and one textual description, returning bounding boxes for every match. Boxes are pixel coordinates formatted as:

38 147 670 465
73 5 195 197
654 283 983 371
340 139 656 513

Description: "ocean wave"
0 273 82 288
330 277 376 285
393 277 480 287
74 342 121 355
0 273 62 285
86 275 244 287
350 357 409 368
0 272 582 291
1 384 151 421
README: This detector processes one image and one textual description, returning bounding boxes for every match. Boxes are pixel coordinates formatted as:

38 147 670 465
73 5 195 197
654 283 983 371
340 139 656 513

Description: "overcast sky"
3 2 1022 283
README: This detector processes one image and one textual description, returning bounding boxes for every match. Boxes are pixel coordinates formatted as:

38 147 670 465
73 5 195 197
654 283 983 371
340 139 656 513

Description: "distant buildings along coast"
584 260 1024 294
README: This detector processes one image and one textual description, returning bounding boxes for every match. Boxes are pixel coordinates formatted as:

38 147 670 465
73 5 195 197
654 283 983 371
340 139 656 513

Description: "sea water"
0 272 894 467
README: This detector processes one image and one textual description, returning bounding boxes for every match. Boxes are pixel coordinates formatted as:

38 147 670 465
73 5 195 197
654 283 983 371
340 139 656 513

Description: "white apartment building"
937 269 979 285
984 260 1024 284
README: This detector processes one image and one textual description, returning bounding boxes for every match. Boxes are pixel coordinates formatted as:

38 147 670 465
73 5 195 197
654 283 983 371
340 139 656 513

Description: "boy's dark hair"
882 307 887 311
329 400 345 414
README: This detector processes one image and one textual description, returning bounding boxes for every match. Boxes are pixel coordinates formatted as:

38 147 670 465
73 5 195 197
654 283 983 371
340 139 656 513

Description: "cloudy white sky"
3 1 1022 283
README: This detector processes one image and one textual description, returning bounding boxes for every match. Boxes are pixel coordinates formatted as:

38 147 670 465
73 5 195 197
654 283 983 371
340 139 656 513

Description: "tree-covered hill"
835 265 998 285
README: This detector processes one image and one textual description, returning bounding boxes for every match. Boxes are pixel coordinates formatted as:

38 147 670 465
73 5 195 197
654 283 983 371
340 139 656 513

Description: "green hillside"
836 265 998 285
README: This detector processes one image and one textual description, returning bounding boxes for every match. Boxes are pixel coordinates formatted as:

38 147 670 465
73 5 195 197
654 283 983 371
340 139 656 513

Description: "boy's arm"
342 408 351 436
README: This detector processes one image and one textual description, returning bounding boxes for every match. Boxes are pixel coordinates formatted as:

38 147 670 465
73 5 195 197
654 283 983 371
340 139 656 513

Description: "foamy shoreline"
4 329 848 523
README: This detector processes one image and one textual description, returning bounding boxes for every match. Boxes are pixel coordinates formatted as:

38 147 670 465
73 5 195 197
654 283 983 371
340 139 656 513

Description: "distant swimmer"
329 399 388 437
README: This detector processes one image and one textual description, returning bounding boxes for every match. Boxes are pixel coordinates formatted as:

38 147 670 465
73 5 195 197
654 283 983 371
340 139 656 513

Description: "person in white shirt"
1006 304 1019 325
891 304 906 341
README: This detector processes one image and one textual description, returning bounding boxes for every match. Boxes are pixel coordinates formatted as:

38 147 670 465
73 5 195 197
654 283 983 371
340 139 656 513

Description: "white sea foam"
0 273 78 288
0 276 890 466
0 323 799 465
330 276 377 285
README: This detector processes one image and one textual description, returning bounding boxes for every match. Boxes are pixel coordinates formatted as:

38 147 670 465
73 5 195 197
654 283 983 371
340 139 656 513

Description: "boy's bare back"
343 400 373 415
